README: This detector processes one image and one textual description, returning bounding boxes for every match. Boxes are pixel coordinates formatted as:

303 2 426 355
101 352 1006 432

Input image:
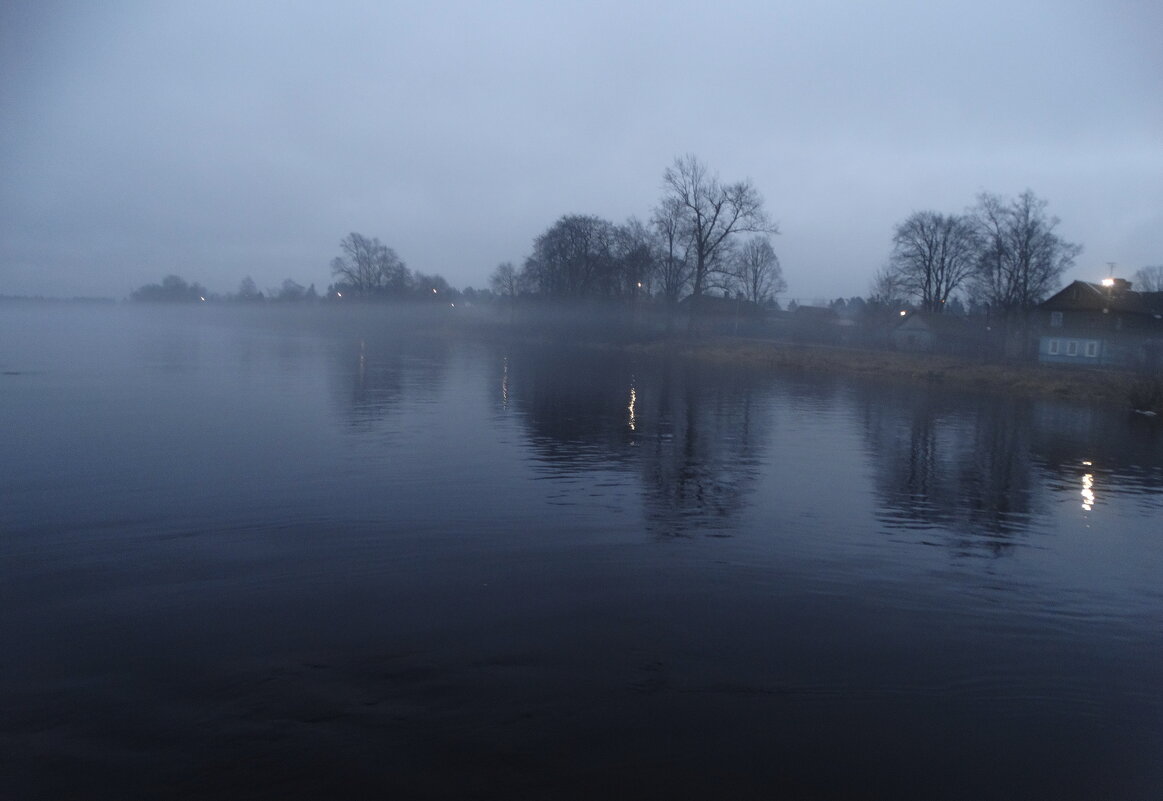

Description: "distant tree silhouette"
489 262 520 299
888 211 978 313
1132 265 1163 292
330 232 410 297
970 190 1081 313
273 278 306 301
731 236 786 305
236 276 264 302
659 154 777 300
130 275 208 302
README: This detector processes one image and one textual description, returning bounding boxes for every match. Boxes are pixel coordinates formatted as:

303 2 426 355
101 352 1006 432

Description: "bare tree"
651 196 692 304
889 211 978 312
330 232 409 296
489 261 519 298
869 265 907 308
970 191 1082 313
660 154 777 300
273 278 306 301
731 236 786 305
1132 265 1163 292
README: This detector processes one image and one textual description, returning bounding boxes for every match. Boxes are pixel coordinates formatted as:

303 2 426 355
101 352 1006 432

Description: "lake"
2 304 1161 800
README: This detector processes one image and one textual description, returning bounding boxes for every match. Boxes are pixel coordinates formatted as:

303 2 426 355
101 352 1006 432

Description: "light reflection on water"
1 306 1161 799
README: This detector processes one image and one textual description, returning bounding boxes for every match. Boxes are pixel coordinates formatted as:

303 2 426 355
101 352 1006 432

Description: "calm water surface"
2 305 1161 800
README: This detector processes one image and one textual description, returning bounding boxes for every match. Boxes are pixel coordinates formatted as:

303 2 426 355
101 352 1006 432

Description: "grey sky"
2 0 1160 301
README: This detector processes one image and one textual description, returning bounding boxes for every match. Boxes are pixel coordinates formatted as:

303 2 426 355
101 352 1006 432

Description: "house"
891 312 978 355
1037 279 1163 369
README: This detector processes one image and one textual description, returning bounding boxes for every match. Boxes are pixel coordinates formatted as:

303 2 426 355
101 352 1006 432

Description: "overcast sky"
2 0 1160 301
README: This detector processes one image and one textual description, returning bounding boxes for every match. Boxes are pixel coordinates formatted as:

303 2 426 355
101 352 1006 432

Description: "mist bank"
14 299 1158 413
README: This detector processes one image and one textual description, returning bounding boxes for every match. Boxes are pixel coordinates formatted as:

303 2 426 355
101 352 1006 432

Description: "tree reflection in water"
497 345 768 537
861 388 1039 555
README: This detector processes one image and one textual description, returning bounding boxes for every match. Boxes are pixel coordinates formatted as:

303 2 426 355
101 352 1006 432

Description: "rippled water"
2 305 1161 800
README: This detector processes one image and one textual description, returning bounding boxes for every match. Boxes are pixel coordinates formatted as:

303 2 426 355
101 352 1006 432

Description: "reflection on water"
499 346 768 536
1081 462 1096 511
861 392 1038 554
2 307 1161 800
329 328 451 431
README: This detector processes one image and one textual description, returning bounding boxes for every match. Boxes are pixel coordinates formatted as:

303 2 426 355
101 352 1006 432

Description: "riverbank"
628 335 1162 412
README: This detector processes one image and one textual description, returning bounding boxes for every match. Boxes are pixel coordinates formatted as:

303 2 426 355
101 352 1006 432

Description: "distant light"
336 292 342 298
899 310 907 316
1101 278 1115 287
637 282 642 289
199 296 205 301
432 288 438 293
449 302 455 308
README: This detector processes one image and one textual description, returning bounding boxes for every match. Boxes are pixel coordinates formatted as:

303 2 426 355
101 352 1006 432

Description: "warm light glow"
1081 473 1095 511
1101 278 1115 287
628 385 637 431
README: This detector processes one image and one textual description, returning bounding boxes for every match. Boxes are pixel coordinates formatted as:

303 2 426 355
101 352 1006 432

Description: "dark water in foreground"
2 305 1161 800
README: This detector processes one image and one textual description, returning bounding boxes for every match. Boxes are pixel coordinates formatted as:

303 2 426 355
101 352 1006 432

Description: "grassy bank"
629 335 1162 412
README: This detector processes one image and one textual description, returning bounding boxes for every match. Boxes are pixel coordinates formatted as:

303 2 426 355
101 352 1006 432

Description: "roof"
1040 280 1163 316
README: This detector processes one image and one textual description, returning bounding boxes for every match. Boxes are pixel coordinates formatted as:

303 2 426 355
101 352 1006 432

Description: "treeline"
876 190 1082 316
489 154 785 307
127 156 1156 312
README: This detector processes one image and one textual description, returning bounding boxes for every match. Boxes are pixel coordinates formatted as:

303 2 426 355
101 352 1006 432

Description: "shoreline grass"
627 335 1161 412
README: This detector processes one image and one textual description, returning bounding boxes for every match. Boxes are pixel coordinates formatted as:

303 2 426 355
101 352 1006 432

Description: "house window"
1085 341 1098 358
1048 339 1060 355
1067 341 1078 356
1050 311 1063 328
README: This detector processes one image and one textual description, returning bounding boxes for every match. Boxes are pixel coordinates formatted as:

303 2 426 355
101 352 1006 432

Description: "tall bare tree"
869 265 907 308
732 236 786 305
889 211 978 312
651 195 693 304
330 232 409 296
970 191 1081 313
1132 265 1163 292
489 261 518 298
660 154 777 300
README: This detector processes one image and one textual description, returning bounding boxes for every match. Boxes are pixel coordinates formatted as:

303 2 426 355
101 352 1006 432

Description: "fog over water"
1 305 1161 799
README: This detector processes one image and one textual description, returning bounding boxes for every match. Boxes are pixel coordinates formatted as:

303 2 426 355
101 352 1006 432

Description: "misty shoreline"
630 336 1158 411
5 299 1155 412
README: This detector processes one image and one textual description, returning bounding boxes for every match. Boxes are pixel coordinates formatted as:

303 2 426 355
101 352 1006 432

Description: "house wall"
1038 335 1148 368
